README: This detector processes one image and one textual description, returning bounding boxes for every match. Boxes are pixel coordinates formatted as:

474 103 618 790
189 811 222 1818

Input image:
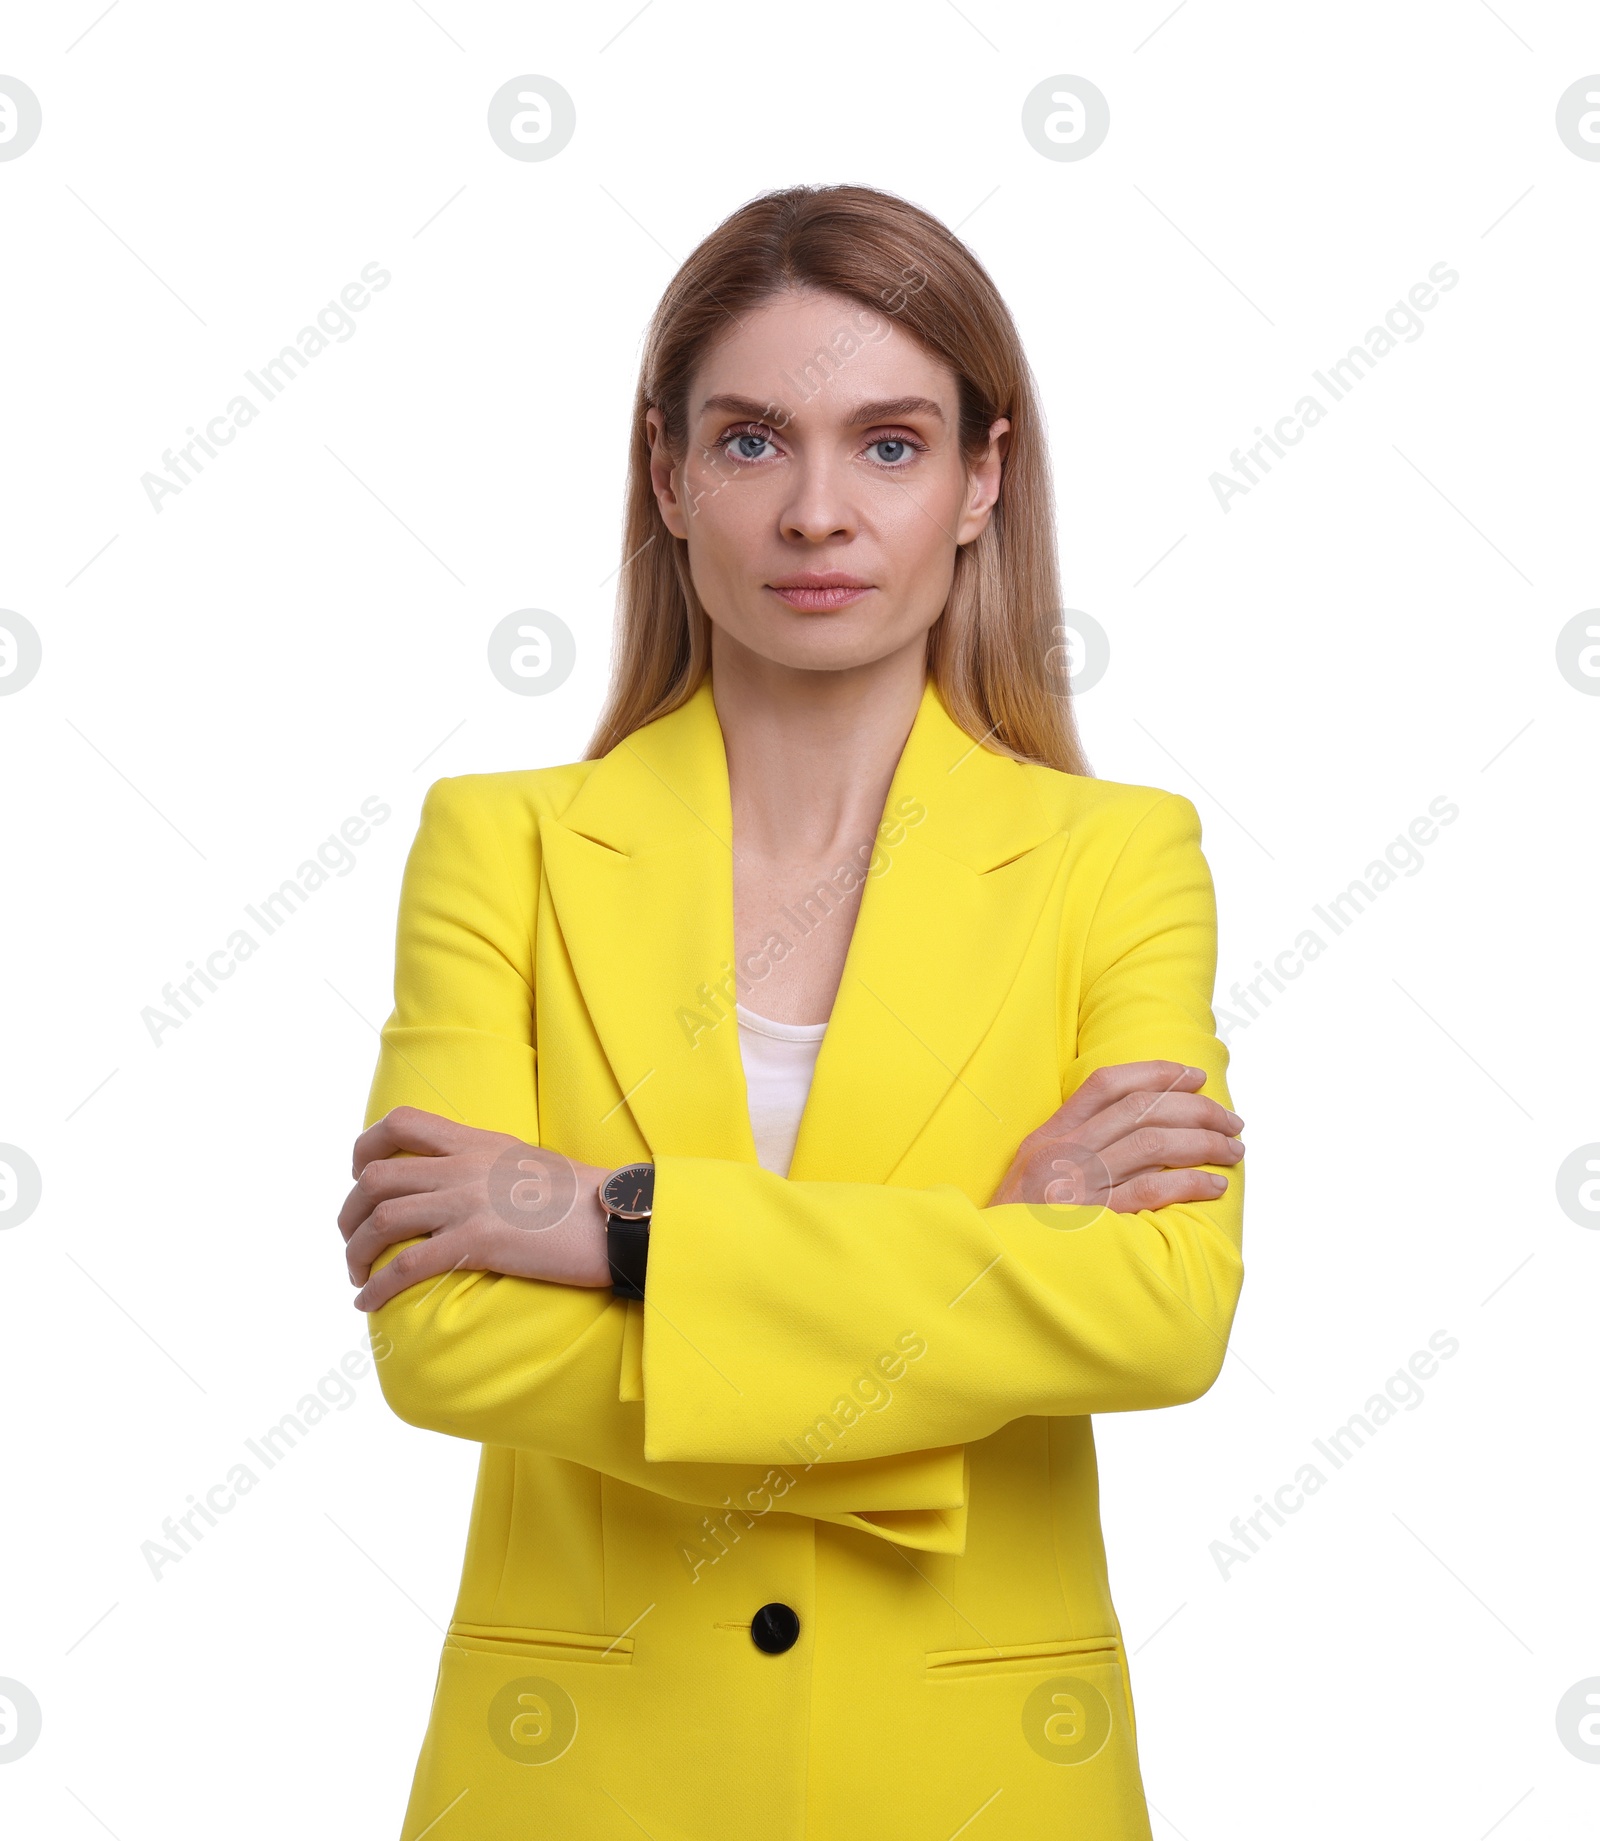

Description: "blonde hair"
587 183 1090 776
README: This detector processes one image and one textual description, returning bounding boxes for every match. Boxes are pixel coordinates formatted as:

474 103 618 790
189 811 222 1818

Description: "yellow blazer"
364 673 1244 1840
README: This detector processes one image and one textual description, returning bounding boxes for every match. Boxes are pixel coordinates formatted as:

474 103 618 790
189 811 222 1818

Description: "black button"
750 1603 800 1654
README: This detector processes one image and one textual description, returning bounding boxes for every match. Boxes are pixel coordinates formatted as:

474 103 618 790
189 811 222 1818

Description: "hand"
989 1061 1244 1216
337 1107 613 1312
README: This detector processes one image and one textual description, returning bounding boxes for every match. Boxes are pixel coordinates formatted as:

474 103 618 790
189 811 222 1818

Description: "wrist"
575 1188 616 1287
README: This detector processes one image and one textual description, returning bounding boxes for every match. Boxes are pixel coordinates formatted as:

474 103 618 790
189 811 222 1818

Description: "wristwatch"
599 1162 654 1299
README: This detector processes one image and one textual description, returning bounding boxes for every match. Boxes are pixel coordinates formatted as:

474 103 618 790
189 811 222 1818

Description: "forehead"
689 287 957 421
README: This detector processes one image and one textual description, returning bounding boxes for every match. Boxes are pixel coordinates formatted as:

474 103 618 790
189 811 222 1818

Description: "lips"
765 574 874 612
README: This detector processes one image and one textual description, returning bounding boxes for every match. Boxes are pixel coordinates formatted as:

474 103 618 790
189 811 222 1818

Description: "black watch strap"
606 1214 649 1299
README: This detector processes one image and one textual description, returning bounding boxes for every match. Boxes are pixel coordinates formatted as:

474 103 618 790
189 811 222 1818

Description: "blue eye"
867 438 916 466
722 430 778 462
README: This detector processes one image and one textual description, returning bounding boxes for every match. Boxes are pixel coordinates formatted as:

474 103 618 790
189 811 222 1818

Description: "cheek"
678 448 731 514
871 478 961 574
684 476 764 565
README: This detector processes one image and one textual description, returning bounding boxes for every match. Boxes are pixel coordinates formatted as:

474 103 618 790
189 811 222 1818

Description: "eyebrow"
698 392 946 426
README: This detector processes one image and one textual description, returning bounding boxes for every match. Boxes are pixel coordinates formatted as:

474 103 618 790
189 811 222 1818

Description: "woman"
339 183 1245 1841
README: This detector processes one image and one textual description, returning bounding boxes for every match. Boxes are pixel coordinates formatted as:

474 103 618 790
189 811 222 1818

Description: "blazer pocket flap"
446 1620 635 1664
925 1634 1122 1679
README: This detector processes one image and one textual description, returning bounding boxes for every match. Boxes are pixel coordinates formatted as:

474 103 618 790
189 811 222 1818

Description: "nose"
778 453 857 544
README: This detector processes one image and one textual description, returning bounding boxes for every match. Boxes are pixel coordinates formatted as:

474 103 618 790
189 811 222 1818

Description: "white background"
1 2 1596 1836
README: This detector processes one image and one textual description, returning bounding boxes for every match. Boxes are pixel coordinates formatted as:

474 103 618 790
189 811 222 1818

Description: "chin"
722 608 924 675
750 635 903 676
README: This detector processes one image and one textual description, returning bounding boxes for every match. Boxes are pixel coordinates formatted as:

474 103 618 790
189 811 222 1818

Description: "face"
645 288 1008 678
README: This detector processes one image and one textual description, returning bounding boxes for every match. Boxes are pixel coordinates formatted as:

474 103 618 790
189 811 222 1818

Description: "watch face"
600 1162 654 1220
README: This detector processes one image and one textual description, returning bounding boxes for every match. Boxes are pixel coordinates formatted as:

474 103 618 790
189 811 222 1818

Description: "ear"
645 406 690 541
955 417 1011 545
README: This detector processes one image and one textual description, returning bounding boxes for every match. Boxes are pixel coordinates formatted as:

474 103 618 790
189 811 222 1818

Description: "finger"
1046 1062 1205 1139
1106 1167 1230 1214
1051 1090 1243 1158
346 1191 454 1285
1097 1126 1244 1185
350 1106 475 1179
1101 1088 1244 1138
336 1151 472 1242
354 1230 481 1313
335 1186 364 1244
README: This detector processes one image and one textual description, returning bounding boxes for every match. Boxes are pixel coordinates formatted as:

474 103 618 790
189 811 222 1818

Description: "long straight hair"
586 183 1090 776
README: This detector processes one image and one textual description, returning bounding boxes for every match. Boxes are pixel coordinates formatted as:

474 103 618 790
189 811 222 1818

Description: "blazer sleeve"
361 776 970 1553
641 791 1246 1468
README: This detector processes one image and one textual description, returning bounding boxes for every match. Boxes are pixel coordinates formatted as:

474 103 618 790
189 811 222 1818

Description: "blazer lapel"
539 676 1067 1179
786 683 1067 1183
540 679 757 1162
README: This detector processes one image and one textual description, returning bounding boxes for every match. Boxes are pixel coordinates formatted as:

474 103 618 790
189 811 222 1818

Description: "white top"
736 1002 829 1177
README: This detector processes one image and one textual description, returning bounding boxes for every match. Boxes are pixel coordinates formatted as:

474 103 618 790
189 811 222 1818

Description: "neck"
709 629 927 861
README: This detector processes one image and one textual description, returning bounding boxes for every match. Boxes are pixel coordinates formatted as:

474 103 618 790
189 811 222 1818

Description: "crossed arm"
338 1059 1244 1313
332 779 1245 1547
